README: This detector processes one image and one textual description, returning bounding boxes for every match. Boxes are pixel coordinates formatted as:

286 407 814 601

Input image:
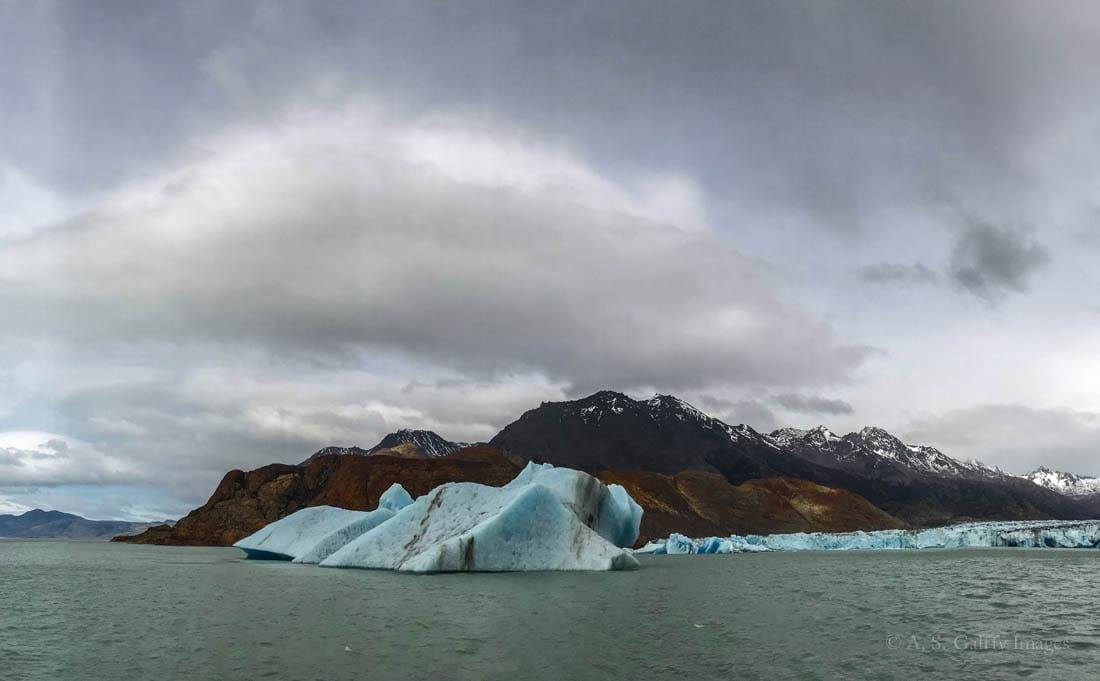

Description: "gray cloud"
904 405 1100 476
773 394 855 416
949 224 1051 301
3 1 1100 517
860 262 937 285
698 395 778 432
0 110 867 396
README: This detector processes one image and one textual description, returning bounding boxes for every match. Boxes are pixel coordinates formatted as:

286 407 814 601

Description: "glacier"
234 464 642 572
635 520 1100 555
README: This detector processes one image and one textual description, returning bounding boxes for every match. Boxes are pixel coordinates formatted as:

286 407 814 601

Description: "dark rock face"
0 509 164 540
490 391 1093 526
117 446 525 546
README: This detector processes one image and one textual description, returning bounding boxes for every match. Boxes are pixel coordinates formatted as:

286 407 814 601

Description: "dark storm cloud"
8 0 1100 225
773 394 855 416
860 262 938 285
949 224 1051 301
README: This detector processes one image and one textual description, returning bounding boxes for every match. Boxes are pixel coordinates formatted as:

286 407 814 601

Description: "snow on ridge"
1025 467 1100 497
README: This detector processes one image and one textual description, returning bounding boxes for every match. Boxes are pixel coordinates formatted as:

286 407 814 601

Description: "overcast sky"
2 1 1099 520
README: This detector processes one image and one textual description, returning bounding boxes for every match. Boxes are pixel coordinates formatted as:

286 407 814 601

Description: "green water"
2 540 1098 680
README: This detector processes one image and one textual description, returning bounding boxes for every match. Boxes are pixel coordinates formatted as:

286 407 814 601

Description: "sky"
1 0 1098 520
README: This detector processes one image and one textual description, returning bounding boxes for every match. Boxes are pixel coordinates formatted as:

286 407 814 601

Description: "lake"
2 540 1097 680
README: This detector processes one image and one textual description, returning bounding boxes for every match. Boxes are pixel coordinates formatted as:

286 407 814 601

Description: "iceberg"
292 484 415 564
321 463 640 572
234 506 370 561
235 464 641 573
234 483 413 562
635 520 1100 555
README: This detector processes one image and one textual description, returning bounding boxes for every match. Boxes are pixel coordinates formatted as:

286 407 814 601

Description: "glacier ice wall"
636 520 1100 555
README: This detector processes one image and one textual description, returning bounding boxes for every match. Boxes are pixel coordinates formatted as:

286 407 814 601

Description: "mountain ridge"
1025 467 1100 498
0 509 168 540
489 391 1093 525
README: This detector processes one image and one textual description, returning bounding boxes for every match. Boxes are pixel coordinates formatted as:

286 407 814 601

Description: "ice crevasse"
234 463 643 572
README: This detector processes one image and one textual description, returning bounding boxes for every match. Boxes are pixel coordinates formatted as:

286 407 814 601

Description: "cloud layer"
0 109 866 393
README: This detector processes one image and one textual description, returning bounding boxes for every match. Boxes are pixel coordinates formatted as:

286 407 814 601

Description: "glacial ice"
321 463 640 572
233 483 414 562
235 464 641 572
635 520 1100 555
292 484 415 564
234 506 371 561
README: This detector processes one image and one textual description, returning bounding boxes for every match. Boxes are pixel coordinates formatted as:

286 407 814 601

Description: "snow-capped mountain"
491 390 788 476
1024 467 1100 497
490 390 1089 525
367 429 466 457
300 429 465 464
769 425 1006 480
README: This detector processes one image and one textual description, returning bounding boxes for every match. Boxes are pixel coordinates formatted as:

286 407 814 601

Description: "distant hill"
0 509 170 540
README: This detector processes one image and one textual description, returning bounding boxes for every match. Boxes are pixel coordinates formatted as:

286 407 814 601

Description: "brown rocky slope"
116 446 524 546
598 469 904 541
117 446 902 547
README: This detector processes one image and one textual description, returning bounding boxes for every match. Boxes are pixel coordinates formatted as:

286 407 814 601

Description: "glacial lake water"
3 540 1099 680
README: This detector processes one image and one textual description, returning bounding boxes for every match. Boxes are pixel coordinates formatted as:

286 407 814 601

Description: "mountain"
770 425 1007 481
118 444 902 547
299 429 465 465
120 389 1098 548
367 429 466 456
1025 467 1100 497
491 391 809 478
0 509 166 540
490 391 1092 525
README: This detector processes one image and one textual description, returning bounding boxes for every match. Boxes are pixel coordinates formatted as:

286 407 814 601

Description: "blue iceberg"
635 520 1100 555
234 483 414 561
235 464 641 572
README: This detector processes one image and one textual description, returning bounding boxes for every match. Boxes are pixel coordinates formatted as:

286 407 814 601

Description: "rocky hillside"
118 446 522 547
597 470 903 541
